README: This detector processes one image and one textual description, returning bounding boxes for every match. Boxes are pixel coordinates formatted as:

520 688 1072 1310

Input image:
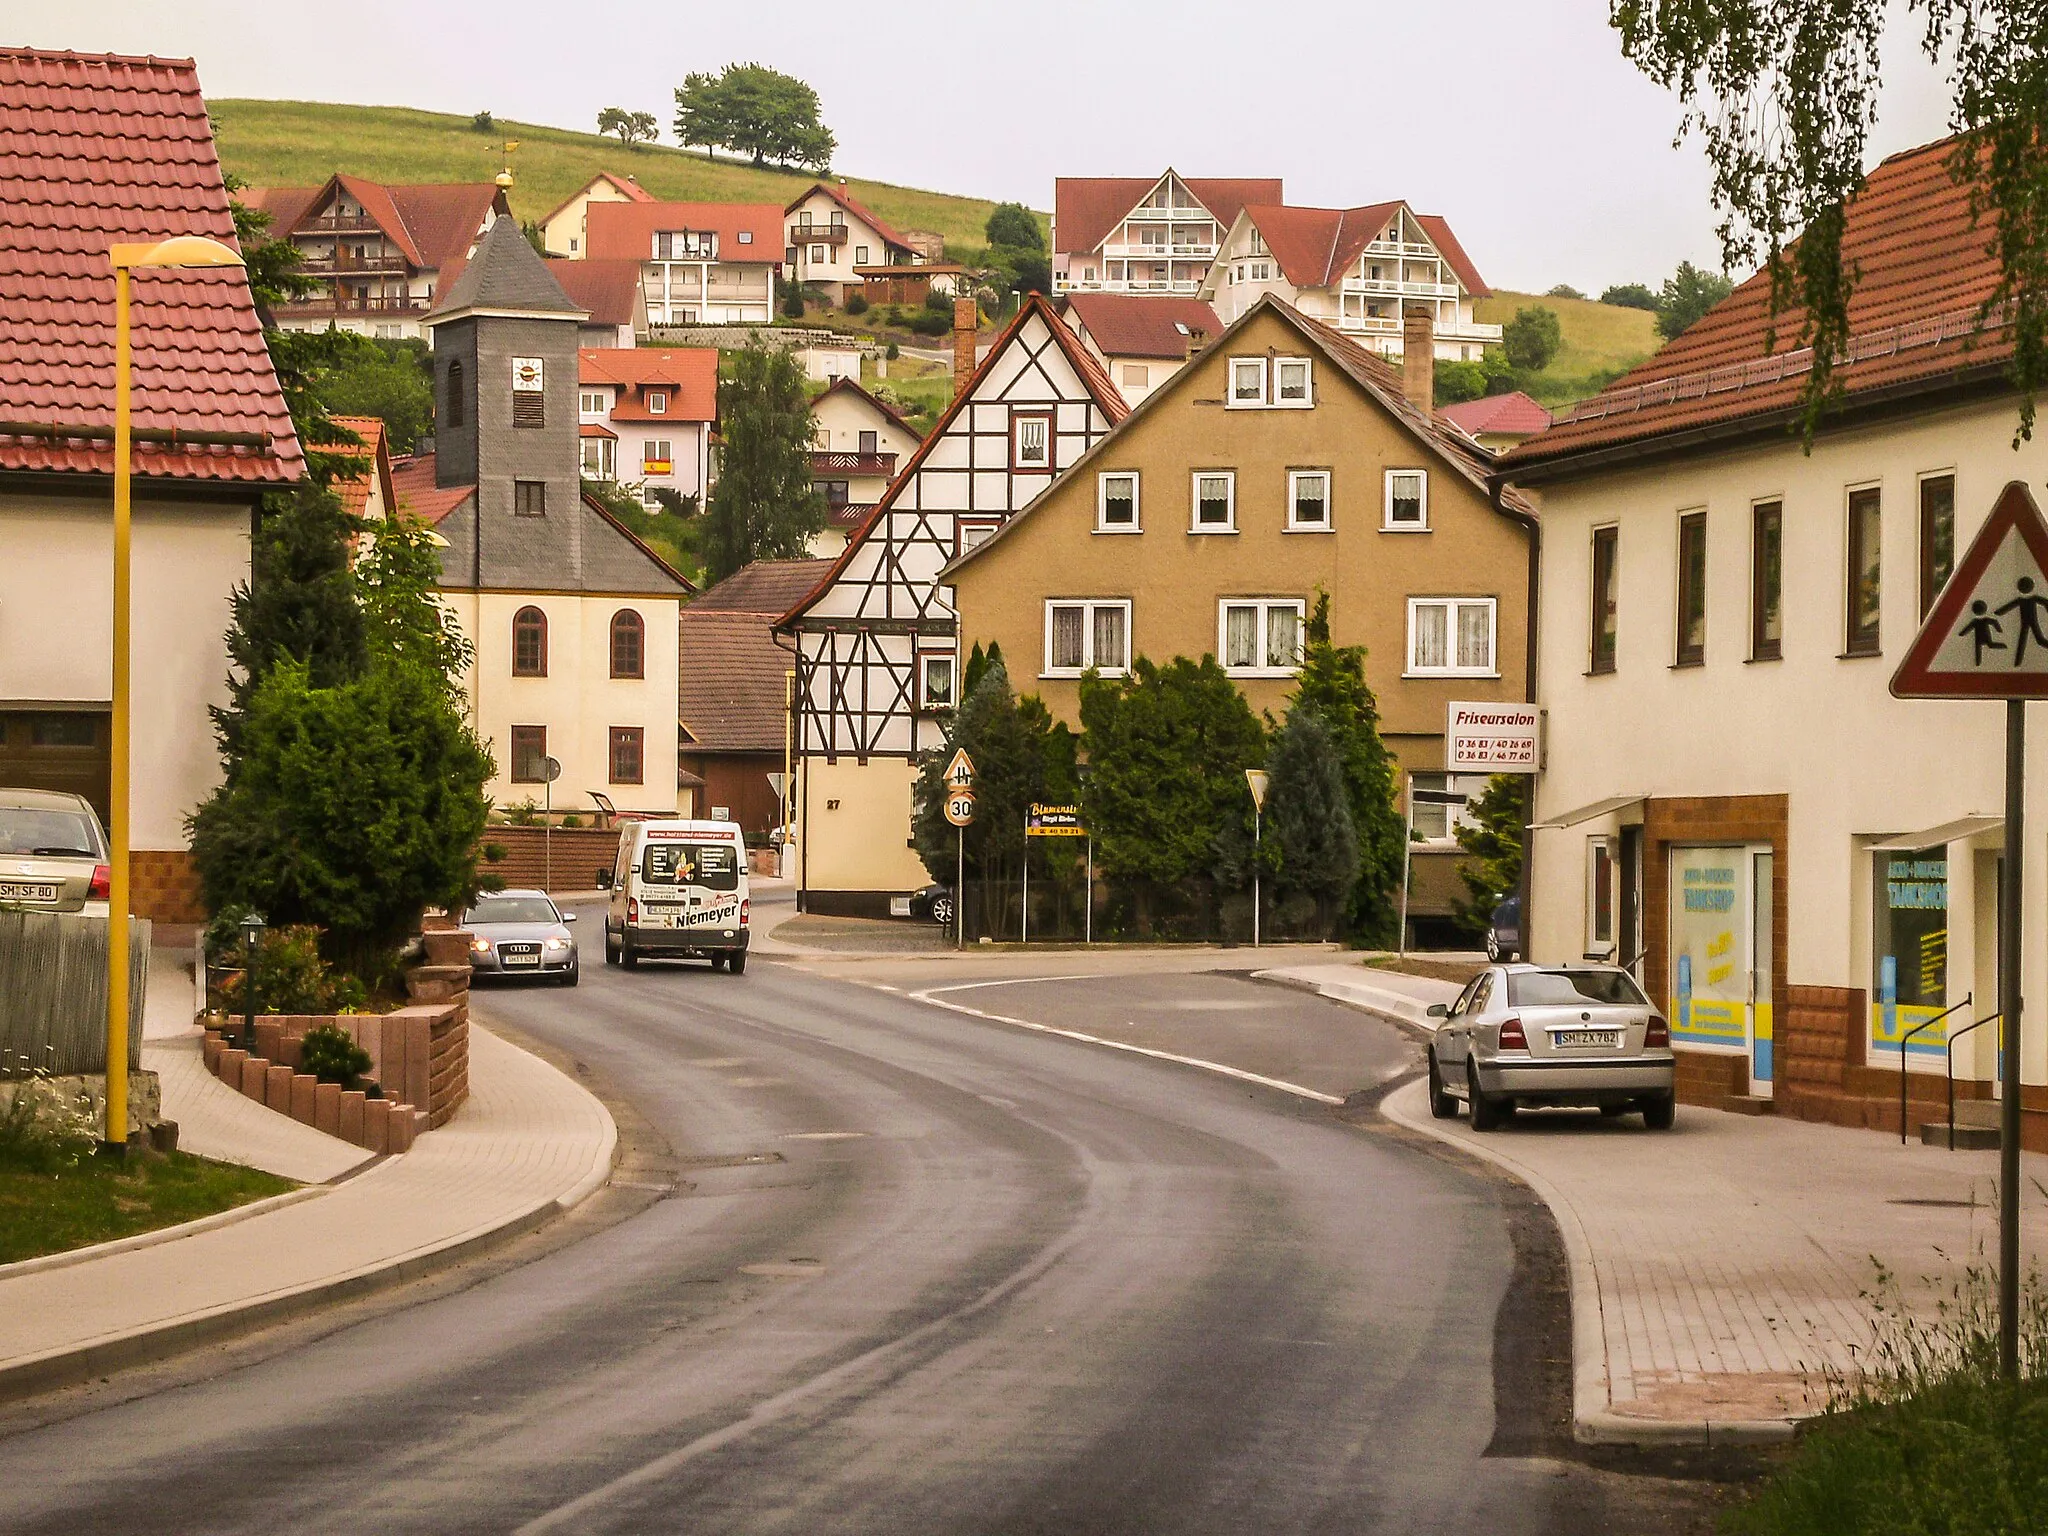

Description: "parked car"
1485 894 1521 962
1425 963 1674 1131
462 890 579 985
0 788 110 916
895 883 954 928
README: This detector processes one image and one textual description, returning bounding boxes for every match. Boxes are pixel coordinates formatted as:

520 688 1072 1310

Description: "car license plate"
502 951 540 967
0 882 58 903
1555 1028 1620 1049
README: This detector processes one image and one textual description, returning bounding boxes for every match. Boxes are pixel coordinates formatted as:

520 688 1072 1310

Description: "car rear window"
0 807 103 859
463 896 558 924
641 842 739 891
1508 970 1647 1007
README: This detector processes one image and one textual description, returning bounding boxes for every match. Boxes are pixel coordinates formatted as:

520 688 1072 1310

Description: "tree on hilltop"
674 64 835 172
597 107 658 148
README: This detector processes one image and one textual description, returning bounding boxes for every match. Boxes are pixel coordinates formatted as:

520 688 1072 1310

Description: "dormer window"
648 391 667 414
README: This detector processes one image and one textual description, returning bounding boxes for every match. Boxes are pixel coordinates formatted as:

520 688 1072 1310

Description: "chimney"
1402 306 1435 414
1184 326 1208 361
952 297 979 397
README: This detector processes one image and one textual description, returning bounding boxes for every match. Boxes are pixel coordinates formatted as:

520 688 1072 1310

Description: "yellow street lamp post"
104 235 246 1150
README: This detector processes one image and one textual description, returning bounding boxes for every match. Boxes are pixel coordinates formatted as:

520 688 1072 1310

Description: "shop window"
1919 472 1956 618
1846 485 1883 655
1871 847 1949 1062
1751 501 1783 660
1675 510 1707 666
1590 525 1618 673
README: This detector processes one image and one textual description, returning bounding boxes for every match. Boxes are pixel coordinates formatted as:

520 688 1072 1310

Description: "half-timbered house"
775 297 1128 912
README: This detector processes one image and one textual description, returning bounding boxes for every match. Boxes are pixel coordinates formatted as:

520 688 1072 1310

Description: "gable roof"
787 182 911 253
812 375 918 432
1414 214 1490 300
329 415 394 521
942 294 1533 578
691 558 835 613
539 171 655 231
1502 135 2010 475
584 200 783 263
255 176 505 272
426 214 584 322
678 609 795 753
1226 202 1489 298
390 452 478 526
547 258 643 328
0 47 302 488
1440 390 1552 441
579 347 718 420
776 293 1130 629
1054 172 1285 257
1061 293 1221 360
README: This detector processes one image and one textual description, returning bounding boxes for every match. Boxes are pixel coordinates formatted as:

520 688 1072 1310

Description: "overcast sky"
41 0 1957 294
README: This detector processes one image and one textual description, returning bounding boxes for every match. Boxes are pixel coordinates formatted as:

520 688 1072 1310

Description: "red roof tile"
1061 293 1221 360
787 182 911 253
690 558 834 614
580 347 718 421
584 200 783 263
1228 203 1489 299
1413 214 1490 300
388 452 472 525
547 257 642 327
1504 136 2009 470
328 415 391 520
0 48 302 487
1054 173 1284 257
1440 390 1552 440
679 608 798 753
251 176 505 272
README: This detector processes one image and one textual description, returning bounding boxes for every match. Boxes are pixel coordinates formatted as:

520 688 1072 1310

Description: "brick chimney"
1402 306 1435 414
1184 326 1208 360
952 298 979 398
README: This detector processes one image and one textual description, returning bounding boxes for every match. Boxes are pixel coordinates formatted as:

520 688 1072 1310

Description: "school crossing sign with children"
1893 480 2048 699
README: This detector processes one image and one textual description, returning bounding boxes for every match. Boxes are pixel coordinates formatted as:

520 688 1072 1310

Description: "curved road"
0 954 1699 1533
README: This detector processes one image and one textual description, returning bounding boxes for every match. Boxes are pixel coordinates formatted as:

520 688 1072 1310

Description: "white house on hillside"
1052 171 1282 297
785 182 917 305
578 348 718 507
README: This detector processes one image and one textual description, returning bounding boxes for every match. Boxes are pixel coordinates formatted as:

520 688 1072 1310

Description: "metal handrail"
1944 1007 2003 1149
1900 994 1972 1144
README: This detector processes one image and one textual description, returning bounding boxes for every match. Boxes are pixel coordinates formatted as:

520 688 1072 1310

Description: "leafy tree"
1480 347 1519 395
1546 283 1586 299
962 640 1005 699
1502 305 1563 371
988 246 1052 299
1599 281 1659 311
984 203 1045 252
1655 260 1735 341
672 63 835 171
583 476 702 585
313 337 434 453
1288 594 1405 944
1262 709 1358 928
1435 359 1487 406
470 111 493 133
354 512 475 692
703 339 825 581
1611 3 2048 438
597 107 658 148
1451 774 1530 936
1079 656 1266 890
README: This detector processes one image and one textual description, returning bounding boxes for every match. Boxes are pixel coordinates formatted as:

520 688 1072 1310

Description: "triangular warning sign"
1893 481 2048 699
943 748 975 788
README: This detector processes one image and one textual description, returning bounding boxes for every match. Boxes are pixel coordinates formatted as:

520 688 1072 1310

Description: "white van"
602 819 751 972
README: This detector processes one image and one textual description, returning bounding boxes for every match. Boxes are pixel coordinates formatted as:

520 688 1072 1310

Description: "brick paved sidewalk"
0 1023 615 1399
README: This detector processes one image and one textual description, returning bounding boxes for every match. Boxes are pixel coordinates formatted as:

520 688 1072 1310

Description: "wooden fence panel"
0 910 149 1074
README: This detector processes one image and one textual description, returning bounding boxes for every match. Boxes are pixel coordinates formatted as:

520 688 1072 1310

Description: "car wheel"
1467 1061 1506 1132
559 962 579 988
604 931 620 966
709 952 728 972
1485 932 1501 962
729 950 747 975
1427 1050 1458 1120
620 938 639 971
1642 1092 1677 1130
930 894 955 929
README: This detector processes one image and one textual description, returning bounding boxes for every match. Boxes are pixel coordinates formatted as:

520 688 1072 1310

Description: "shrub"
297 1023 372 1088
907 309 952 337
1599 282 1659 311
923 286 953 314
781 289 806 319
1434 359 1488 405
1545 283 1585 299
503 799 540 826
471 110 494 132
884 341 900 360
844 292 869 315
214 923 364 1016
0 1072 99 1171
561 814 583 828
1502 306 1563 371
482 841 508 864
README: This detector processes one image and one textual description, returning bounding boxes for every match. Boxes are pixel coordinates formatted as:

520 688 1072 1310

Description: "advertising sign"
1026 803 1086 837
1446 702 1540 772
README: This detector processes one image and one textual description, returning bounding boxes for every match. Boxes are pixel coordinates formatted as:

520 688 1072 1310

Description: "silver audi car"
1425 963 1675 1131
462 890 579 985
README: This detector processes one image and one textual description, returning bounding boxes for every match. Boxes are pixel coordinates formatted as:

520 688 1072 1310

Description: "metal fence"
0 910 149 1076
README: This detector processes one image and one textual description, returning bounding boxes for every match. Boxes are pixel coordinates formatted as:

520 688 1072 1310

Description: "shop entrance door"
1749 849 1775 1097
1669 843 1774 1080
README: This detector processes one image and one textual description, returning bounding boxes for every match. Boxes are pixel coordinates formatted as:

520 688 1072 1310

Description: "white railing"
1102 243 1218 260
1435 319 1504 342
1057 276 1204 295
1124 204 1208 221
1341 278 1460 301
1362 240 1441 260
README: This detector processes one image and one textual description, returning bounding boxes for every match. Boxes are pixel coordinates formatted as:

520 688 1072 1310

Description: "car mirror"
595 867 612 889
1425 1002 1449 1018
563 912 578 923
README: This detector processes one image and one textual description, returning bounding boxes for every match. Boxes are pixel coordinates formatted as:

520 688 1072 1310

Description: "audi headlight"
545 937 569 952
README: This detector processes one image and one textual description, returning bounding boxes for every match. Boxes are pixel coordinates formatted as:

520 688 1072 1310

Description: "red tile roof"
249 176 505 272
1232 202 1489 297
787 182 911 254
1061 293 1221 360
1054 174 1284 257
1503 136 2008 472
678 608 797 753
328 415 392 520
580 347 718 421
538 171 655 231
0 48 302 487
388 452 472 525
547 257 642 328
690 557 835 614
1440 390 1552 440
584 200 784 263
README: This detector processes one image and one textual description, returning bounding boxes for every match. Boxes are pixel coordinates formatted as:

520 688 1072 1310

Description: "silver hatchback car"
0 789 110 916
1425 963 1675 1131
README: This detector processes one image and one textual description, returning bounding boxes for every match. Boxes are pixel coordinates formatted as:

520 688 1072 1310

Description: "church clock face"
511 356 544 391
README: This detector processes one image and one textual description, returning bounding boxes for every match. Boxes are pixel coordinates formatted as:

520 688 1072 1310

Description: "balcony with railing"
295 252 413 277
812 450 897 477
1101 241 1218 260
1057 275 1205 295
1340 276 1461 302
791 224 849 245
296 214 385 237
274 292 429 316
1124 204 1206 221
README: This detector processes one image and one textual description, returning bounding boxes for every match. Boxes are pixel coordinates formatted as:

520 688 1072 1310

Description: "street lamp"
1244 770 1270 948
239 911 267 1053
104 235 246 1151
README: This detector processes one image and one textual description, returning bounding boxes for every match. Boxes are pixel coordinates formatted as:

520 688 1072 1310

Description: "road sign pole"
2001 697 2024 1382
1021 814 1029 945
956 825 965 950
1085 836 1093 946
1252 807 1261 949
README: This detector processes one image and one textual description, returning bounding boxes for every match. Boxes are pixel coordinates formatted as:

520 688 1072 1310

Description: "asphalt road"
0 950 1715 1533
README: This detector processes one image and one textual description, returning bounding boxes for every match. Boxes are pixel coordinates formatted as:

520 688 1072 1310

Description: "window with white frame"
580 436 615 479
920 652 957 711
956 517 1000 556
1385 469 1428 529
1288 470 1331 530
1097 471 1140 532
1228 357 1266 407
1407 597 1497 676
1044 599 1131 676
579 391 606 417
1191 471 1235 532
648 391 667 414
1011 411 1052 471
1219 598 1306 675
1273 356 1311 406
855 244 869 265
736 230 753 245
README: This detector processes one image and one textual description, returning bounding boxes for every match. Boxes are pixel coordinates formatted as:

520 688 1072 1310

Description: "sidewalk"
1263 956 2048 1445
0 961 617 1400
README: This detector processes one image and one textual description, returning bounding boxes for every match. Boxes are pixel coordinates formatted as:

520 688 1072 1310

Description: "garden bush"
845 292 869 315
297 1023 373 1088
0 1072 99 1172
211 920 364 1016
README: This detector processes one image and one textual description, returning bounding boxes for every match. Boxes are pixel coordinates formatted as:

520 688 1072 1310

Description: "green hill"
210 99 1010 254
1474 290 1664 406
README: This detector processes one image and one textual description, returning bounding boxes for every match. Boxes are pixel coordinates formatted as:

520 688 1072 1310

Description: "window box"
1097 471 1141 532
1220 598 1306 676
1191 470 1236 533
1043 599 1131 677
1407 597 1497 677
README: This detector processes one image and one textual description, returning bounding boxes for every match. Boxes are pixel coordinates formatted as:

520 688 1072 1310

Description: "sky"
32 0 1960 295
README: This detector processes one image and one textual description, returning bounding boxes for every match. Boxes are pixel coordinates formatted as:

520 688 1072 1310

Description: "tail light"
627 896 639 924
1645 1016 1670 1048
1498 1015 1529 1051
88 864 110 900
739 898 750 928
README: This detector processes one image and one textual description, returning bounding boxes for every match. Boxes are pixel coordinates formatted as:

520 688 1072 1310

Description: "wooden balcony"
273 292 430 316
790 224 849 245
296 252 412 277
812 450 896 476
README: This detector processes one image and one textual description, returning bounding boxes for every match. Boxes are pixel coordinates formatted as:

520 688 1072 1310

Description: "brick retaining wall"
483 826 622 891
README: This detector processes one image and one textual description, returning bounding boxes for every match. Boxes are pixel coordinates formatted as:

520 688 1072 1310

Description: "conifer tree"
1264 708 1358 930
704 341 826 581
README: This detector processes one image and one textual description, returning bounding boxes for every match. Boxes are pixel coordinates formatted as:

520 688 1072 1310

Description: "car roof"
479 888 551 901
0 788 96 813
1497 961 1629 973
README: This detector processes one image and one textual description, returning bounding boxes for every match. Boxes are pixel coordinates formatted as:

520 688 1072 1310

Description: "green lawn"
0 1149 295 1264
1475 290 1665 407
211 99 1019 256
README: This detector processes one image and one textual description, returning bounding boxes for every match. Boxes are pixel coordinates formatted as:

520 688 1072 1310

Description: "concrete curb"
1252 965 1449 1030
1379 1077 1798 1448
0 1185 330 1284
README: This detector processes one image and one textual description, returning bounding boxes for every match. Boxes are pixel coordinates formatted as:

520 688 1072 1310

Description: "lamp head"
240 912 267 946
109 235 246 271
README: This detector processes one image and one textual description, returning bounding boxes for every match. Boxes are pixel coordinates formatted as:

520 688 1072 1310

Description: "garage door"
0 711 111 826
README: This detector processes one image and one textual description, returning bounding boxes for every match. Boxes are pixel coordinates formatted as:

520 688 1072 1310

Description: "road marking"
782 1131 868 1141
919 975 1100 995
906 987 1344 1107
